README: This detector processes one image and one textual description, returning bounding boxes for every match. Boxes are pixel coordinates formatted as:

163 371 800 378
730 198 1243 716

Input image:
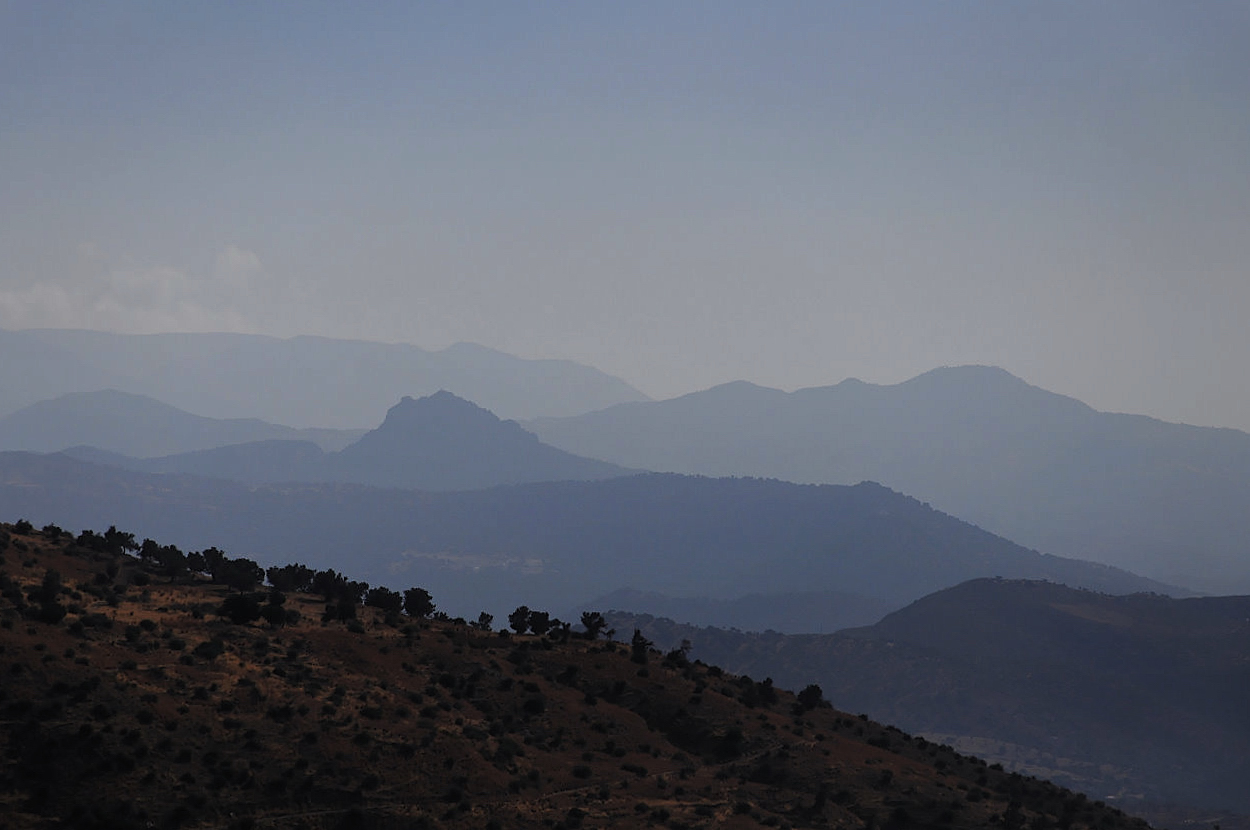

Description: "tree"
260 591 288 626
201 547 227 580
31 568 66 624
219 593 263 624
219 557 264 592
155 545 188 579
631 629 653 664
267 563 314 593
471 611 494 631
365 586 404 615
103 526 138 556
509 606 531 634
402 587 435 618
580 611 607 640
185 550 207 574
528 611 553 637
796 684 826 713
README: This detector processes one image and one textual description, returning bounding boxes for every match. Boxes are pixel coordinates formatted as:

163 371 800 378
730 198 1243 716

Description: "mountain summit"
328 391 630 490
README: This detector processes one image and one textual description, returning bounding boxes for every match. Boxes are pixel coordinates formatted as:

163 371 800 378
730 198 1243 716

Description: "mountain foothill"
609 579 1250 822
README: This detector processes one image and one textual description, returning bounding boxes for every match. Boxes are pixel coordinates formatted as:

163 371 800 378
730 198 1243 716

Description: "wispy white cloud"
0 245 269 334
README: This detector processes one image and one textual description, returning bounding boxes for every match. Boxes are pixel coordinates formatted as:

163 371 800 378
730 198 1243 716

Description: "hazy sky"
3 3 1249 429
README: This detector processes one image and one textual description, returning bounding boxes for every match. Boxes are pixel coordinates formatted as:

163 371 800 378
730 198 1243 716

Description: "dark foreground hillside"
611 580 1250 825
0 522 1150 830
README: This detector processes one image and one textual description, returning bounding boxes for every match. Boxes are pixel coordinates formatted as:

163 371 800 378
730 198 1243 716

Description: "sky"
3 2 1249 429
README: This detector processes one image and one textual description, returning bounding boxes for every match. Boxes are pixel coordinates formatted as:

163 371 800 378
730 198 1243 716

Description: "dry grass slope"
0 521 1151 830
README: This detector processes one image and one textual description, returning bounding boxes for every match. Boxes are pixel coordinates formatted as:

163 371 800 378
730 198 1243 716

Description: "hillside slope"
0 522 1153 830
530 365 1250 593
612 579 1250 817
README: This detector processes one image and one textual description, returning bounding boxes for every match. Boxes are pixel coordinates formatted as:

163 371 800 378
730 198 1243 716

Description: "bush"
218 593 263 625
193 638 226 661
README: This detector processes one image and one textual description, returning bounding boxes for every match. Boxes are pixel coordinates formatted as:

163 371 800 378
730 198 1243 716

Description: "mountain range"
0 451 1175 626
0 328 648 426
0 388 364 456
58 391 631 491
611 578 1250 817
530 365 1250 594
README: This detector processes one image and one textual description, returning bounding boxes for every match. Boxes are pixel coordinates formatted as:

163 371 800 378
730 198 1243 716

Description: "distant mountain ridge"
326 391 630 489
530 365 1250 594
0 389 364 456
0 328 649 426
570 587 897 635
61 391 632 491
0 453 1177 622
613 578 1250 814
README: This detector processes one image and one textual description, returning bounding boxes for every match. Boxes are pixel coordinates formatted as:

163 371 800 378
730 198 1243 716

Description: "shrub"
193 638 226 661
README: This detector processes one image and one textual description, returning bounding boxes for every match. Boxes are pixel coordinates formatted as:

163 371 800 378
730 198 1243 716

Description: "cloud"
0 245 270 334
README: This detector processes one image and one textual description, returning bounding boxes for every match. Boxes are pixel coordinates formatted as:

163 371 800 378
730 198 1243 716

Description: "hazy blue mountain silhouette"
530 365 1250 593
60 392 632 491
0 328 648 427
324 392 631 489
614 578 1250 813
0 389 362 457
0 452 1176 623
568 587 897 635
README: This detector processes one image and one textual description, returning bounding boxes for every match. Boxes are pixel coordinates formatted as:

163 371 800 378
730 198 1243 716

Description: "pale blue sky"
3 2 1249 428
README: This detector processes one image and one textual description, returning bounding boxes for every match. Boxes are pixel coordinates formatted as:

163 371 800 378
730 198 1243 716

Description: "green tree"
366 586 404 615
580 611 606 640
218 593 263 624
219 557 264 592
528 611 553 636
267 563 314 593
402 587 435 618
509 605 531 634
796 684 826 713
631 629 652 664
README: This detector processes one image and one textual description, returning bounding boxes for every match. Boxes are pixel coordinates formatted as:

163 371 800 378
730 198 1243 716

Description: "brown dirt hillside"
0 521 1151 830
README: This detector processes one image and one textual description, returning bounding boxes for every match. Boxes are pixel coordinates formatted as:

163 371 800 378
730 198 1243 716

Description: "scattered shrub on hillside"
218 593 263 625
193 638 226 661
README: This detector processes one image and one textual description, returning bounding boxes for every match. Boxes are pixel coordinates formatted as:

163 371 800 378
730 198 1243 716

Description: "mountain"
0 389 363 456
570 588 897 635
325 391 631 490
58 392 633 491
0 452 1176 624
0 328 649 427
65 439 330 483
529 365 1250 594
0 523 1153 830
612 579 1250 818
